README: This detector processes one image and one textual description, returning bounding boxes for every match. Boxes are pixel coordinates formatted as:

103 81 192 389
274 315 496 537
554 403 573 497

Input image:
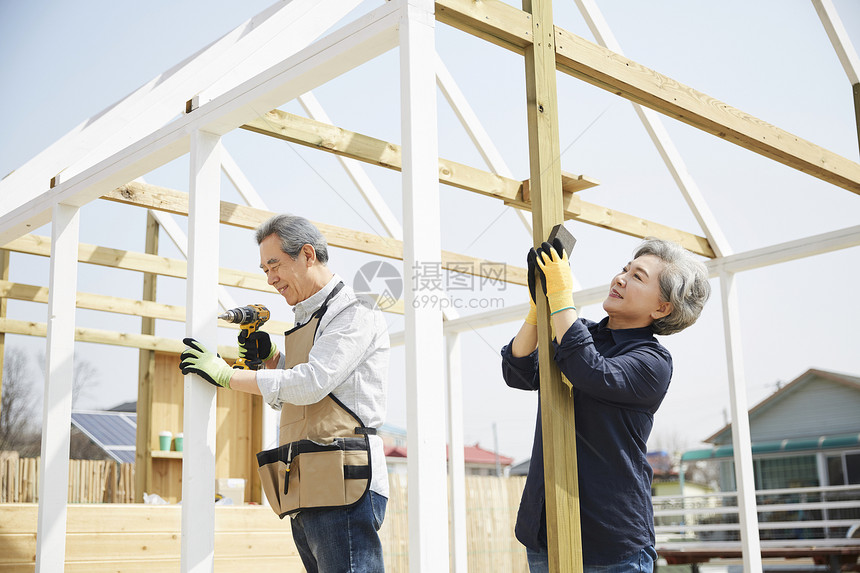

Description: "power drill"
218 304 270 370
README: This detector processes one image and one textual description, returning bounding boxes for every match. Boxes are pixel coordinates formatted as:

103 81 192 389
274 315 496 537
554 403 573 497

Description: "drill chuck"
218 304 270 325
219 307 253 324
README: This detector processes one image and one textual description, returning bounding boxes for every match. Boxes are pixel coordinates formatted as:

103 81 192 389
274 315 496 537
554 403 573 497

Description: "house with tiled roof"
383 434 515 476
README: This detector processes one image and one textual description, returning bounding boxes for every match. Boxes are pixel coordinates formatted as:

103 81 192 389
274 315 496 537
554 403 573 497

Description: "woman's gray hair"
634 238 710 335
255 214 329 265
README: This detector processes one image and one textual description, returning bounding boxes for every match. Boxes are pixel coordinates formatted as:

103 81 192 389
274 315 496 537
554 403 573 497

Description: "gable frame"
1 1 859 572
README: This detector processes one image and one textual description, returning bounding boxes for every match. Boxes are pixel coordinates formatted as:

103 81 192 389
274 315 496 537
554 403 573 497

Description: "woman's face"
602 254 673 330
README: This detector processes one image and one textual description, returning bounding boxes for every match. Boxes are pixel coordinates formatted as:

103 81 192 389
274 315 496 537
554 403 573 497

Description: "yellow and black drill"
218 304 270 370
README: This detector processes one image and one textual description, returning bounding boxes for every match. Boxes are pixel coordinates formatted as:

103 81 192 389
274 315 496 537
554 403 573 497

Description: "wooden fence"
0 452 135 504
0 453 528 572
382 473 528 572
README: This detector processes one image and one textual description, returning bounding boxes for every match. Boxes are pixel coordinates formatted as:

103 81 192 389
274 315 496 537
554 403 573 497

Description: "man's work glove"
238 330 277 364
179 338 233 388
535 240 576 315
525 248 539 325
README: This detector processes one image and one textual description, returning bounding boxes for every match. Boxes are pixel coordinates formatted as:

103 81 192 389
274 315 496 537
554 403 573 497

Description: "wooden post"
522 0 583 571
854 83 860 157
135 211 159 502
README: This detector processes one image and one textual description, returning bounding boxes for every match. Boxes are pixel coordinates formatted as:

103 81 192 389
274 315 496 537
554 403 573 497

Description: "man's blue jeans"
291 491 387 573
526 545 657 573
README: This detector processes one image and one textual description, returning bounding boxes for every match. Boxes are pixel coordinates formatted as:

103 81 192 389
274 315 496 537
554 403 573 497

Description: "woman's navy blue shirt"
500 316 672 565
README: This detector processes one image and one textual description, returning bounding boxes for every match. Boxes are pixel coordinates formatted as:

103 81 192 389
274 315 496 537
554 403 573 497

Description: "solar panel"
71 410 138 464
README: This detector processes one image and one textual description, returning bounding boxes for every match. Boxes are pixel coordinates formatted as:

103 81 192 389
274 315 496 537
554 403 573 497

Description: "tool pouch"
256 437 370 519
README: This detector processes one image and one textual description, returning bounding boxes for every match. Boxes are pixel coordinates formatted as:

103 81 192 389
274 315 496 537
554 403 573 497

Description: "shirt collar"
293 274 341 322
594 316 655 343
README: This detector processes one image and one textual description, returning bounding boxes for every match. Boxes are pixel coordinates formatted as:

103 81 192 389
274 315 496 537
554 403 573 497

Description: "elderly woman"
502 237 711 573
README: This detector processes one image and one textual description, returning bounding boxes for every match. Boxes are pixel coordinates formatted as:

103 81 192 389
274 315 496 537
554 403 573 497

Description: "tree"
0 347 40 455
1 347 110 459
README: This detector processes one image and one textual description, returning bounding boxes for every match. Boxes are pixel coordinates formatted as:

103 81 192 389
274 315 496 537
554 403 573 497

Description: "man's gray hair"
634 238 710 336
255 214 329 265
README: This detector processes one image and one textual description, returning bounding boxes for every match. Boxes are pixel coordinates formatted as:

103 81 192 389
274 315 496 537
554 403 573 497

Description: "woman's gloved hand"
535 240 576 315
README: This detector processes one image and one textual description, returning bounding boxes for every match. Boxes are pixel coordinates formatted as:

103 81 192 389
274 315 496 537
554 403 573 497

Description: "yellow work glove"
535 241 576 315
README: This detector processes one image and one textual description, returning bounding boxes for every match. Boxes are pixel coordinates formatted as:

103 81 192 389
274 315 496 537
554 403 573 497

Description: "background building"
682 369 860 491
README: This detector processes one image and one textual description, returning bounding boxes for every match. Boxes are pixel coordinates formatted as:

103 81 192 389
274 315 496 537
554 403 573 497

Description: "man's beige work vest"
256 283 374 518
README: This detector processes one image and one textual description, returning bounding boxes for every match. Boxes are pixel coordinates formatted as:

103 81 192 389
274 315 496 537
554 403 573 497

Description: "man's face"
259 234 313 306
602 254 672 329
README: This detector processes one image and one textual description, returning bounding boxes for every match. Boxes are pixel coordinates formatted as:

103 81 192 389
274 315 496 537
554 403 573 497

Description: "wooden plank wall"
150 352 263 504
0 504 304 572
0 475 528 572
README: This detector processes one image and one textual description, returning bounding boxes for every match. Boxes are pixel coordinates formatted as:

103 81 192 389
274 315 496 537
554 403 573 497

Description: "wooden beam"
854 83 860 157
1 233 273 292
435 0 532 53
241 110 715 257
136 212 158 503
0 318 239 359
0 279 294 332
523 0 583 570
435 0 860 196
522 173 595 200
103 181 529 285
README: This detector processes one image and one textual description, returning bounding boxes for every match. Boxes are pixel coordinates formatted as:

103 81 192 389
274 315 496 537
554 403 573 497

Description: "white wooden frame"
2 1 858 572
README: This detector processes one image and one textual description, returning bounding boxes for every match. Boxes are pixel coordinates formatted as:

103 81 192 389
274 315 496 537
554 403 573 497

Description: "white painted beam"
719 270 763 573
0 0 364 216
435 55 533 236
181 130 221 573
573 0 731 258
446 334 468 573
221 149 268 211
147 205 238 313
35 203 80 573
400 0 450 570
298 93 405 238
0 1 402 245
812 0 860 85
707 223 860 274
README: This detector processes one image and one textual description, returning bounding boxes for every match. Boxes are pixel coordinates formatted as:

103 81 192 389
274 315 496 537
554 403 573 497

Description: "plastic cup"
159 431 172 451
174 433 183 452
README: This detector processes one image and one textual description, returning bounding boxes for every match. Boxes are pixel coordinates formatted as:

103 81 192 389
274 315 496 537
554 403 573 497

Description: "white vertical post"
35 202 80 573
400 1 450 571
446 334 467 572
719 271 762 573
182 129 221 573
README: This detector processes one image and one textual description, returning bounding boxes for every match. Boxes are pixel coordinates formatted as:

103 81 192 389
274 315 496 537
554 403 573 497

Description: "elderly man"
179 214 389 573
502 236 710 573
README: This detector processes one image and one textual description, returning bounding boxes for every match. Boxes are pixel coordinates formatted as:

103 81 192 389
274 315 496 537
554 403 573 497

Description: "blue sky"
1 0 859 461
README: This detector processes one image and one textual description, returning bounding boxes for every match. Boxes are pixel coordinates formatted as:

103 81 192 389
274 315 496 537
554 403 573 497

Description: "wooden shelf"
151 450 183 459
